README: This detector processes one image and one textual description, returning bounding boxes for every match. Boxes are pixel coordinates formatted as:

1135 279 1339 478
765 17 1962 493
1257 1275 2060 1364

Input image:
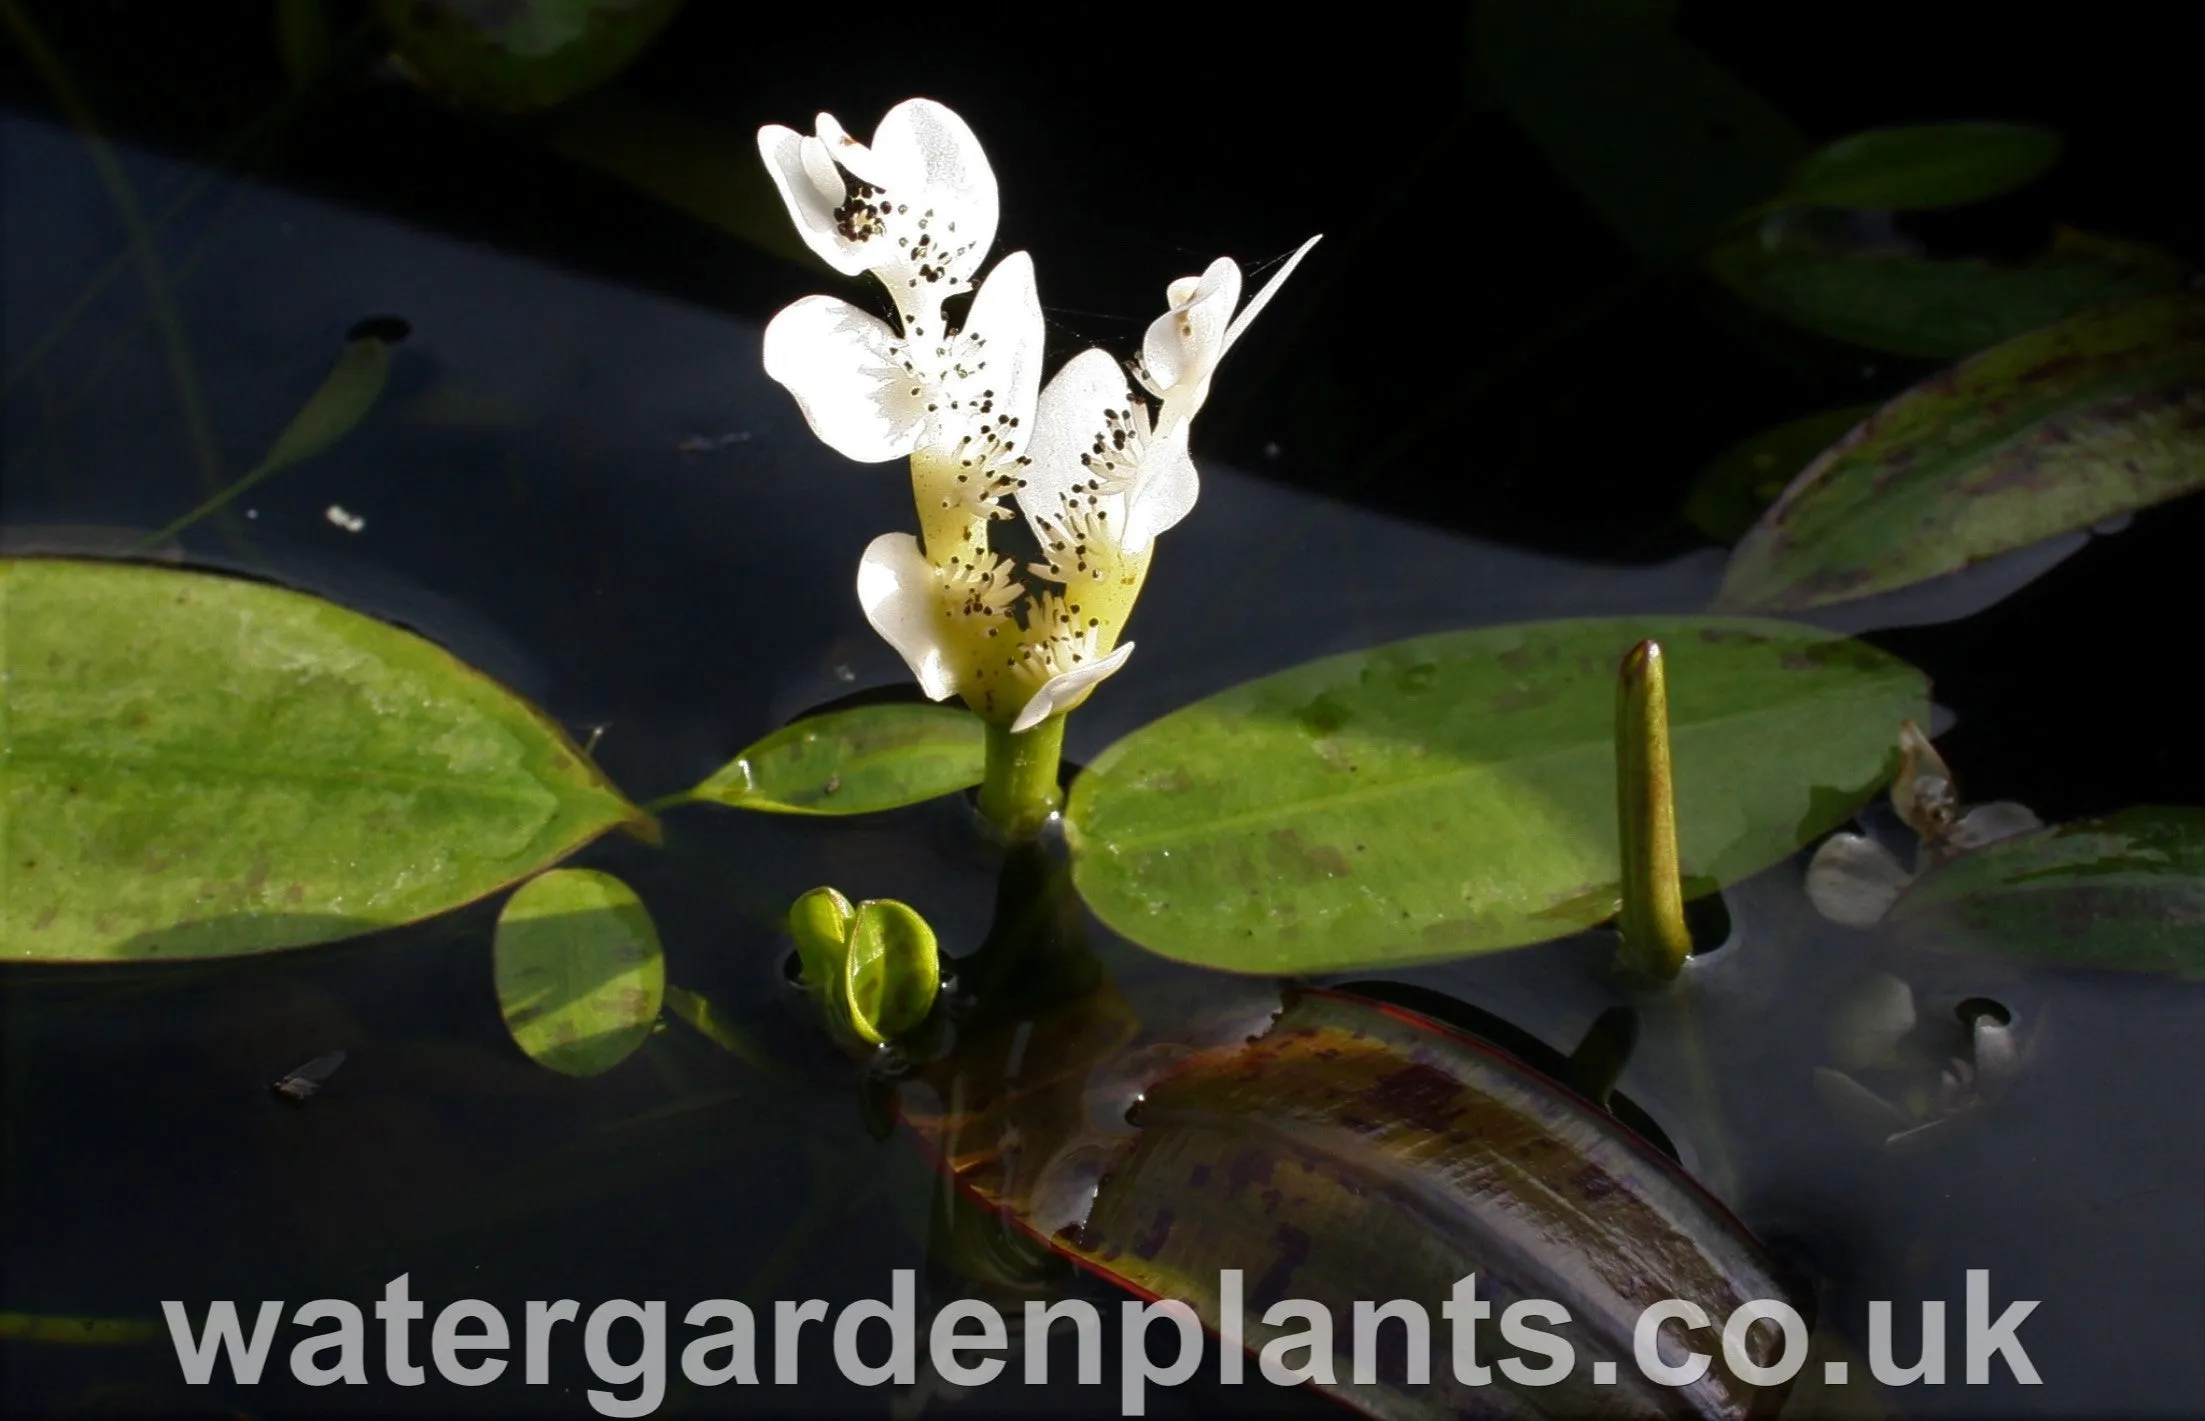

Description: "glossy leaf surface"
844 899 939 1045
1067 617 1926 972
0 559 645 961
674 704 985 815
1783 123 2062 211
1709 229 2189 359
1717 294 2205 612
1892 808 2205 976
494 868 664 1076
902 987 1804 1419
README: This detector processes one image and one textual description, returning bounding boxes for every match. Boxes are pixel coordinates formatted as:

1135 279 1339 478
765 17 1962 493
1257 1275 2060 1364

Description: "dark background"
5 0 2202 813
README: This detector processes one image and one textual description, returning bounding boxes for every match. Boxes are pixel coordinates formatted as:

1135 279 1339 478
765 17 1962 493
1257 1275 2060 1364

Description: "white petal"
811 110 897 189
872 98 998 284
856 533 957 701
1220 233 1322 355
1120 421 1198 555
762 297 925 463
1805 832 1912 926
758 126 869 277
959 251 1046 429
1945 801 2043 853
1141 257 1239 397
1010 641 1135 733
1020 348 1132 540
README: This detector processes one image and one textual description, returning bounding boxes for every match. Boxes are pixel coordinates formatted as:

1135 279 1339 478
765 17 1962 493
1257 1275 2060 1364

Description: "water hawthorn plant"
758 98 1318 838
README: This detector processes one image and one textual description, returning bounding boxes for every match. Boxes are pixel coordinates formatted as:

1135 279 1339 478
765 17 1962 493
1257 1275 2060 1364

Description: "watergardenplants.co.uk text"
160 1268 2041 1417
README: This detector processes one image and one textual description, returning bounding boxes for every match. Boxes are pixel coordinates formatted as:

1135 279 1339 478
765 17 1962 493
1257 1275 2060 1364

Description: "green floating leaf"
379 0 684 114
1067 617 1926 973
1783 123 2063 211
0 559 647 962
1717 293 2205 613
1709 227 2190 359
1471 0 1802 255
1890 808 2205 976
1684 402 1881 543
494 868 664 1076
674 704 985 816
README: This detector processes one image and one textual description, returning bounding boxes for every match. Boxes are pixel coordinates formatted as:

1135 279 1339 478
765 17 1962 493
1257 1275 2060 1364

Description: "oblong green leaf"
1684 402 1881 542
1783 123 2062 211
1708 229 2190 358
0 559 647 961
674 703 985 815
1717 293 2205 612
494 868 664 1076
1066 617 1927 973
1891 808 2205 976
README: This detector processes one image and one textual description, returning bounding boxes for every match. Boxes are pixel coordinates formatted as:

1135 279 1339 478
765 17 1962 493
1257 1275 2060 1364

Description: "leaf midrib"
1080 677 1913 854
3 743 600 815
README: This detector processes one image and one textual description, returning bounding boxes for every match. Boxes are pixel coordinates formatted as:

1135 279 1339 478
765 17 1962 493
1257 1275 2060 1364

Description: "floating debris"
1806 720 2040 925
272 1050 347 1102
675 432 752 454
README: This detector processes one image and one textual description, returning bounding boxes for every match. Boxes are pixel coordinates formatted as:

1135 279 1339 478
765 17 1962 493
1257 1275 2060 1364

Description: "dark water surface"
5 9 2205 1418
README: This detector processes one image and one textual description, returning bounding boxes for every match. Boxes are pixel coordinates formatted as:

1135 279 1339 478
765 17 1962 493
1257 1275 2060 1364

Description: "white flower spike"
761 92 1315 802
758 99 999 332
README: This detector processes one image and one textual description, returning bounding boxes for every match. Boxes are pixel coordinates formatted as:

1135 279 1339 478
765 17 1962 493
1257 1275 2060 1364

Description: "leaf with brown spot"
0 559 647 961
1717 294 2205 613
1066 616 1924 972
1889 807 2205 976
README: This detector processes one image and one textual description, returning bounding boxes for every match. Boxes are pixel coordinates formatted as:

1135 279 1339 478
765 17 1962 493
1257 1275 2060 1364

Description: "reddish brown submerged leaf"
903 989 1805 1420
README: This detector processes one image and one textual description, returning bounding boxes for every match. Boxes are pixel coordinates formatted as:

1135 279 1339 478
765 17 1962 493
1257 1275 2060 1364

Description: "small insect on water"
271 1050 347 1103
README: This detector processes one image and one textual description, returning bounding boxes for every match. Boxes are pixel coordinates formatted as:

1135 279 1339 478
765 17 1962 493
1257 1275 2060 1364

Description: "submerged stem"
977 715 1065 841
1615 640 1693 980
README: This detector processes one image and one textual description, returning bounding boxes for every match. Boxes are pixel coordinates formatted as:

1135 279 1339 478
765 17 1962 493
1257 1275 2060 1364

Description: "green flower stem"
977 715 1065 841
1615 640 1693 980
